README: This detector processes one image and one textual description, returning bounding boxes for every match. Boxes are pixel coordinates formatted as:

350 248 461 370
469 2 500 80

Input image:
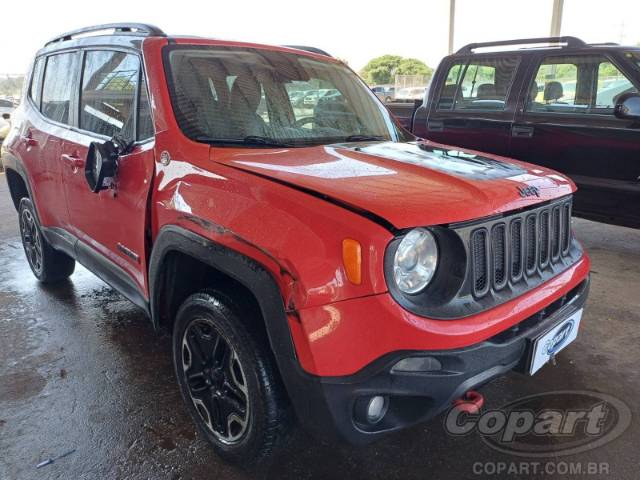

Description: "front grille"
467 197 574 298
471 230 488 294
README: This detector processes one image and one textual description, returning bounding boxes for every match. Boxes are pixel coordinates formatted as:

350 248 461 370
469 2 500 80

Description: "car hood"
211 140 575 229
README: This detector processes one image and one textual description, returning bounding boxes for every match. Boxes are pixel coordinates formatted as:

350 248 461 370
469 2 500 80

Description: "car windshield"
166 46 410 147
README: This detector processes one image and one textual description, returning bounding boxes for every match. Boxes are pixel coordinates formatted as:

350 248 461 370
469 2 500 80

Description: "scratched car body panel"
2 24 591 458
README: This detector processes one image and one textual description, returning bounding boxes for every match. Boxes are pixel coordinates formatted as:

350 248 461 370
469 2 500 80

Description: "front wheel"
172 290 292 465
18 198 75 283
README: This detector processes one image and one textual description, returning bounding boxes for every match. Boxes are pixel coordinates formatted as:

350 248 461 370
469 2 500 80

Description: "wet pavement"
0 173 639 480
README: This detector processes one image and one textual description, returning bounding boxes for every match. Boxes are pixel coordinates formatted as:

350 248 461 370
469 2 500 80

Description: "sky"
1 0 639 75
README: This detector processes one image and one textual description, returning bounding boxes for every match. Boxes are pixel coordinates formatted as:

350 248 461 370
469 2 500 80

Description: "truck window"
437 63 463 109
438 57 518 111
595 62 637 110
527 55 638 115
80 51 140 139
41 52 79 125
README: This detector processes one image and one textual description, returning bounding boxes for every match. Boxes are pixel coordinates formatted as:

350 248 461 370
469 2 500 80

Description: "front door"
510 52 640 227
424 55 521 156
60 49 155 297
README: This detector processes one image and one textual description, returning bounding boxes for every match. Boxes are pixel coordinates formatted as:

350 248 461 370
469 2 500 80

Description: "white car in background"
0 99 14 149
395 86 428 103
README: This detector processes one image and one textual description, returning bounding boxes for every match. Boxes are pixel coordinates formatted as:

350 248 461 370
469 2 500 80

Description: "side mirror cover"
614 92 640 120
85 140 119 193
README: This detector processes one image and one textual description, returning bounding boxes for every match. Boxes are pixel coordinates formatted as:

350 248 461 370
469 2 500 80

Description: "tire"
172 290 292 465
18 198 75 283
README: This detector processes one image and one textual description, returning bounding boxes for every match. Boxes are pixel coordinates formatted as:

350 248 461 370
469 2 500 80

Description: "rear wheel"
18 198 75 283
172 290 292 465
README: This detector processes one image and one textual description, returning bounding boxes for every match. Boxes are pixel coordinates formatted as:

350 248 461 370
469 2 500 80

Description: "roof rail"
456 36 586 54
283 45 333 57
45 23 166 47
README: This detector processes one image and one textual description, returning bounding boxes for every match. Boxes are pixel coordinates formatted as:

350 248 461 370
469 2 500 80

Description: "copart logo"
517 185 540 198
445 390 631 457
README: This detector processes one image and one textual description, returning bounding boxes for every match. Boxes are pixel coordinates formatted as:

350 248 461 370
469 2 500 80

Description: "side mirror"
614 92 640 120
84 136 134 193
85 140 119 193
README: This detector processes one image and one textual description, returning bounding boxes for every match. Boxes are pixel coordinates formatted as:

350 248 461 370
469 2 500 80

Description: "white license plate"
529 309 582 375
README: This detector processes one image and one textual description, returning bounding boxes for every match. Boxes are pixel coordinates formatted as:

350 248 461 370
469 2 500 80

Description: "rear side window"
29 57 45 108
438 57 519 111
42 52 79 125
80 51 140 138
527 55 638 115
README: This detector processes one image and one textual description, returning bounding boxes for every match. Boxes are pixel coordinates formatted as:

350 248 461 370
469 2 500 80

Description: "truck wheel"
18 198 75 283
173 290 292 465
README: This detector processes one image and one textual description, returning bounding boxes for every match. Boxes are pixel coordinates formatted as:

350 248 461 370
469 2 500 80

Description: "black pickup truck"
388 37 640 229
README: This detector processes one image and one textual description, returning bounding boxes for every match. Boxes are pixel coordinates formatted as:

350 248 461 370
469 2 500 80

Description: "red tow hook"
452 390 484 414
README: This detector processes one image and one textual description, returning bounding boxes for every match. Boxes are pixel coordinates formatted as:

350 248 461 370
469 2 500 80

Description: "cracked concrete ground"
0 174 638 479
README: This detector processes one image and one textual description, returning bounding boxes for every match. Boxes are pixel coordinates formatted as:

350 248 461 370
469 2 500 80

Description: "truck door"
421 55 521 156
60 49 155 300
509 51 640 227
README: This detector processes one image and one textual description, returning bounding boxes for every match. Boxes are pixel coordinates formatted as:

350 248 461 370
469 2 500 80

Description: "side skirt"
41 226 150 315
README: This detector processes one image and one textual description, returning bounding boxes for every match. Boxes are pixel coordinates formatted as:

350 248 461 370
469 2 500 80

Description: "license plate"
529 309 582 375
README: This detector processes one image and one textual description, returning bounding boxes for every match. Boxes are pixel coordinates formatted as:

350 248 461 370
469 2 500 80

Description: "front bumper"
289 277 589 445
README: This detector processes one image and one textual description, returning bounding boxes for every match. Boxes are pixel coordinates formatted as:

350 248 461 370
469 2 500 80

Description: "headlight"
393 228 438 294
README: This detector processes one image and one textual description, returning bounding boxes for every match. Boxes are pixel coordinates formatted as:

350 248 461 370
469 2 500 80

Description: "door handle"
20 132 38 147
428 120 444 132
511 125 534 138
61 153 85 172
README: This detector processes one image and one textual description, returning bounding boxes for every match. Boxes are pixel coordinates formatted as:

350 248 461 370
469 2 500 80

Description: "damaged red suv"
2 24 590 464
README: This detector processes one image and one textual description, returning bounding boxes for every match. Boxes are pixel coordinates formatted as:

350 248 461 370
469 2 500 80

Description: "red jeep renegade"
2 24 590 464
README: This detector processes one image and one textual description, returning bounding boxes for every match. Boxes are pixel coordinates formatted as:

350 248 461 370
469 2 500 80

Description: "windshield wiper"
342 134 387 142
194 135 294 147
241 135 293 147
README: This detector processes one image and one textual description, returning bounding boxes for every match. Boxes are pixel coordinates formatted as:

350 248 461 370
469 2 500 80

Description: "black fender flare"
2 151 37 213
148 225 296 363
148 225 335 436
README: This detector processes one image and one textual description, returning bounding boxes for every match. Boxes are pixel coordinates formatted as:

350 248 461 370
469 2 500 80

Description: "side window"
29 57 45 108
528 60 579 112
595 62 638 110
453 57 519 111
80 51 140 138
437 63 463 109
41 52 79 125
137 73 154 140
527 55 638 115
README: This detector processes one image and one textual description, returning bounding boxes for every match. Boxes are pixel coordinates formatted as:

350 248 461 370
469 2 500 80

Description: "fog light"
391 356 442 373
366 395 388 424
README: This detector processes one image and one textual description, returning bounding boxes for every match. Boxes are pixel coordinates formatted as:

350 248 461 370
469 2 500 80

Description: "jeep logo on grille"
517 185 540 198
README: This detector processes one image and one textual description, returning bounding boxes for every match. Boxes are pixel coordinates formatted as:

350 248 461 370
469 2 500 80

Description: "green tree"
360 55 432 85
396 58 433 78
360 55 403 85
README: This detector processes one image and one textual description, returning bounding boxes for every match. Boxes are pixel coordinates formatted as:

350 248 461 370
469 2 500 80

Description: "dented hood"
211 141 575 229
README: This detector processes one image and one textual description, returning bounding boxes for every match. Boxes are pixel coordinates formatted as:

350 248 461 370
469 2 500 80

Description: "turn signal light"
342 238 362 285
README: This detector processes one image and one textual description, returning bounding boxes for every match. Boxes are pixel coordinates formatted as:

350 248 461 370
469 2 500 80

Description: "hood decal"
349 142 526 180
236 146 396 179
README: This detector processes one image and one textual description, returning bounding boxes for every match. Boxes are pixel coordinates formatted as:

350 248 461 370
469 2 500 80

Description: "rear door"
60 49 155 297
510 51 640 227
423 54 522 156
21 52 80 229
